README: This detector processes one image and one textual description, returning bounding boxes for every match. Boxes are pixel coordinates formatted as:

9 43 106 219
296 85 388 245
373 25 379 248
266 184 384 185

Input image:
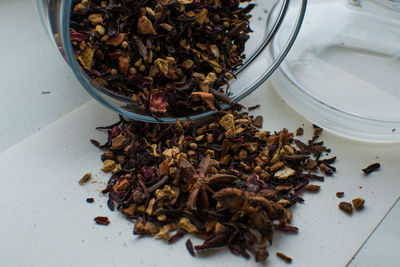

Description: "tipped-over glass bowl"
36 0 306 123
271 0 400 142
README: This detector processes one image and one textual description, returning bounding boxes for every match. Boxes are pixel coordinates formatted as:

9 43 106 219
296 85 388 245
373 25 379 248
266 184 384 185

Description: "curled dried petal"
149 91 167 114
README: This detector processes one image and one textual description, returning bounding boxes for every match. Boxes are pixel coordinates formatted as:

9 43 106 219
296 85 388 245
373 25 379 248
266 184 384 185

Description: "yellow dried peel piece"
77 45 95 70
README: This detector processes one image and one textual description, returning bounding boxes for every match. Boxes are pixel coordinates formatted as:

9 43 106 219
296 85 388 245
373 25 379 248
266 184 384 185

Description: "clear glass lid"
271 0 400 142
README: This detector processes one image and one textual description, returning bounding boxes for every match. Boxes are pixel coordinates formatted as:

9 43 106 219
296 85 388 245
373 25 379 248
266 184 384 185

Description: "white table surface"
1 1 399 266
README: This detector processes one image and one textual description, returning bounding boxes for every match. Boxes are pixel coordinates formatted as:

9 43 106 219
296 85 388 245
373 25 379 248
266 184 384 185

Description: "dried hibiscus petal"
149 92 167 114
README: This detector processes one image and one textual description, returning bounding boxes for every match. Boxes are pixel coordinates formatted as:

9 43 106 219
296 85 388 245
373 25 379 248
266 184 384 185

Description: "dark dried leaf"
186 239 196 257
362 163 380 174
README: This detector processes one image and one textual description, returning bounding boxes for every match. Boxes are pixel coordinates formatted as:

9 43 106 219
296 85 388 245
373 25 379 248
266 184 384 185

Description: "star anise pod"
213 188 286 243
179 155 237 210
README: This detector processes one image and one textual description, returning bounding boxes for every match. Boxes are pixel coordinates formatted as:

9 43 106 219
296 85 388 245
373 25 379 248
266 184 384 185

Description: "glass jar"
35 0 307 123
271 0 400 142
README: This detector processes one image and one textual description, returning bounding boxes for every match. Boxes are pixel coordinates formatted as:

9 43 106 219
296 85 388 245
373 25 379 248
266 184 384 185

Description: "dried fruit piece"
101 160 115 172
191 92 216 111
274 166 296 179
79 172 92 185
338 201 353 215
76 45 95 70
104 33 126 47
88 14 102 25
219 114 235 131
179 218 197 233
154 58 169 76
111 134 126 150
352 197 365 210
253 116 263 128
118 57 130 75
306 184 320 192
137 16 156 35
159 159 169 176
313 124 323 136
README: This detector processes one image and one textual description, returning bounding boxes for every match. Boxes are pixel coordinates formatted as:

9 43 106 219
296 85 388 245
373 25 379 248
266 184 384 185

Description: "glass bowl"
35 0 306 123
271 0 400 142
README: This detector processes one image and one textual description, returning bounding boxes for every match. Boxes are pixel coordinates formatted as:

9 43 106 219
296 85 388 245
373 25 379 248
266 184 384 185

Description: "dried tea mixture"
70 0 254 116
89 108 337 262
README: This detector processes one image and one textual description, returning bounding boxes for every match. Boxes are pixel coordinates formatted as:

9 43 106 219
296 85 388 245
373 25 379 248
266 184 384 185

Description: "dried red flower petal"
149 92 167 114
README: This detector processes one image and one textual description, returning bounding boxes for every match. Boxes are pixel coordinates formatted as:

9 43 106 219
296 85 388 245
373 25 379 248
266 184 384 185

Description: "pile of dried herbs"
91 108 336 262
70 0 254 116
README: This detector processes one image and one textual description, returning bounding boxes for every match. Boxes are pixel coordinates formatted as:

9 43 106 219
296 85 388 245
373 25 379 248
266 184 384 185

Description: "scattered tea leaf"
336 192 344 198
362 163 380 174
94 216 110 225
79 173 92 185
276 252 293 263
186 239 196 257
248 104 260 111
313 124 323 137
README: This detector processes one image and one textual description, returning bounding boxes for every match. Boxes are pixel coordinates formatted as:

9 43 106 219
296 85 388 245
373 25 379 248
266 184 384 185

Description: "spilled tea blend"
89 108 337 262
70 0 254 116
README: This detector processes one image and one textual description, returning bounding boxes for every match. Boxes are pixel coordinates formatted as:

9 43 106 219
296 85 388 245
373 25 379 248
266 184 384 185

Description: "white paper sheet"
1 0 400 266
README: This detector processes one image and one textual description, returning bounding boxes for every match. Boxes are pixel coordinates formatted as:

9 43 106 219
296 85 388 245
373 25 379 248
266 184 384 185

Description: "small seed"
296 127 304 136
121 41 129 49
336 192 344 198
189 143 198 150
276 252 292 263
139 65 146 72
79 173 92 185
129 67 137 75
94 216 110 225
306 184 320 192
